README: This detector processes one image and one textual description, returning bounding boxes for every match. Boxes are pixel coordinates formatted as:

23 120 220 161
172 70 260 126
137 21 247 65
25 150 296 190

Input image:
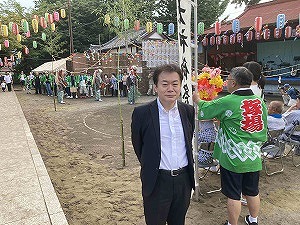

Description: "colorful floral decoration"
195 66 224 101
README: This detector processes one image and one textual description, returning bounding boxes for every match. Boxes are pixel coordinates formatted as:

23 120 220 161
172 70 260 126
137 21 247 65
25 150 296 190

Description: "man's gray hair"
230 67 253 86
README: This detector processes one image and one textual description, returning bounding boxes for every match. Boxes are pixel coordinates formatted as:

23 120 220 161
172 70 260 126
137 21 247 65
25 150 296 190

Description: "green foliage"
231 0 260 6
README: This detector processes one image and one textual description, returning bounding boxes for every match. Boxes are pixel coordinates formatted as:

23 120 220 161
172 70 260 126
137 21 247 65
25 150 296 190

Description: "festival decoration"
48 13 54 24
197 22 204 35
2 25 8 37
17 34 22 42
263 28 270 40
222 35 229 45
9 22 13 32
246 31 253 41
274 28 282 39
232 19 240 34
296 25 300 38
40 17 47 28
168 23 175 35
4 40 9 48
215 21 221 35
276 14 285 29
157 23 163 34
230 34 236 44
32 18 39 33
23 20 29 32
12 23 19 35
104 14 110 25
17 51 22 59
42 32 46 41
216 36 221 45
254 17 262 32
196 66 224 101
26 31 31 38
24 47 29 54
45 13 49 22
255 31 261 40
237 33 243 43
0 44 1 51
53 11 60 22
60 9 66 18
146 22 153 33
33 41 37 49
113 17 119 27
134 20 140 31
124 19 129 30
285 26 292 38
209 36 215 46
51 23 56 32
202 37 208 46
33 15 39 21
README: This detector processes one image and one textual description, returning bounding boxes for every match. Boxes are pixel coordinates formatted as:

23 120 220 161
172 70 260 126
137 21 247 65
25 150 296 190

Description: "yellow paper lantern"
60 9 66 19
104 14 111 25
17 51 22 59
32 18 39 33
51 23 55 32
17 34 22 42
146 22 153 33
1 25 9 37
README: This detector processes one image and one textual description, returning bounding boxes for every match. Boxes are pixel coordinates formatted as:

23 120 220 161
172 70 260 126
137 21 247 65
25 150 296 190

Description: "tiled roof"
205 0 300 34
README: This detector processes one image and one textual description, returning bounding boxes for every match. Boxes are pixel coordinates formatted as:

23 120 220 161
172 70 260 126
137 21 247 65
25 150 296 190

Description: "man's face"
226 74 236 93
154 71 181 106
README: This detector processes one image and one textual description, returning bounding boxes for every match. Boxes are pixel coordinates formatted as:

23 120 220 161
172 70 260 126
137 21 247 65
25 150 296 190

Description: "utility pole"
68 0 74 55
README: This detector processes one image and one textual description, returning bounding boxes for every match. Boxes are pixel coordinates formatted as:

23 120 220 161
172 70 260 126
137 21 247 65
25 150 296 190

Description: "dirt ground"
15 89 300 225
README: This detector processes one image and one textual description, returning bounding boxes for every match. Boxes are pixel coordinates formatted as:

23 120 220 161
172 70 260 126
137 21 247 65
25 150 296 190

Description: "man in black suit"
131 64 195 225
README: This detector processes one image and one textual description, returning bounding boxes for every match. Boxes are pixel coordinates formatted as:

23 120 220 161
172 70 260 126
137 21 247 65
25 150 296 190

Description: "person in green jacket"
193 67 267 225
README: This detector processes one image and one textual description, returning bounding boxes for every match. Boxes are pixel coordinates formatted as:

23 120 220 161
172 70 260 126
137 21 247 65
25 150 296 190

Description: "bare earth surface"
15 89 300 225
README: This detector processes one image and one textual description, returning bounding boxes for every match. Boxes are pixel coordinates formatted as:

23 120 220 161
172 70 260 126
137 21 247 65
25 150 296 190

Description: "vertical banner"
177 0 192 105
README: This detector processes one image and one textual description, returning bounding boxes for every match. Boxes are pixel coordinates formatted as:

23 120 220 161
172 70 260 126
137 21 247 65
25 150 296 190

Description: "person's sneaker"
223 221 229 225
245 215 258 225
98 99 103 102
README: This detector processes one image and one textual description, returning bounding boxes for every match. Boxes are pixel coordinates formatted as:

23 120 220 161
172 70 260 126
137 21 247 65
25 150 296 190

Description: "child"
1 80 6 92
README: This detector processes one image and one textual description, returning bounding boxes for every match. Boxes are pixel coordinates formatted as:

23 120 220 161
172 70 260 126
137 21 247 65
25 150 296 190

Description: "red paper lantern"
134 20 140 31
12 23 19 35
285 26 292 38
237 33 243 43
53 11 60 22
274 28 282 39
230 34 236 44
216 36 221 45
255 31 261 40
246 31 253 41
26 31 31 38
210 36 215 45
222 35 229 45
254 17 262 32
296 25 300 38
24 47 29 55
202 37 208 46
40 17 47 28
263 28 270 40
48 13 54 24
215 21 221 35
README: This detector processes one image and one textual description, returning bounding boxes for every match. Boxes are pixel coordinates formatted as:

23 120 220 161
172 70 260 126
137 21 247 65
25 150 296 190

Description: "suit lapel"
178 102 190 148
150 100 161 152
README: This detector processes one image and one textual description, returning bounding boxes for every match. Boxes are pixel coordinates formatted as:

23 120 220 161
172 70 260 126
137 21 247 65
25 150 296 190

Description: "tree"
231 0 260 5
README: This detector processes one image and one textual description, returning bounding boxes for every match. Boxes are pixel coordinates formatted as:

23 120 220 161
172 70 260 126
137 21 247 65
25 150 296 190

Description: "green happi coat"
197 89 268 173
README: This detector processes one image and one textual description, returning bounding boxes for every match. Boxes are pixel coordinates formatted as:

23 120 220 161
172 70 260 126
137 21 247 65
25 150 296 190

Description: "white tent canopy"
32 58 67 73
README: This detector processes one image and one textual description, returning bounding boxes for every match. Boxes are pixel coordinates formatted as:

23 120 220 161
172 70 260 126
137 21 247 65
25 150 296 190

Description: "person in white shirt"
267 101 285 131
4 72 13 92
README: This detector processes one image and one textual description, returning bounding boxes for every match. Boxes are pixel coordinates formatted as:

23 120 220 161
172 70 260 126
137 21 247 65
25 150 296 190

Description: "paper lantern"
113 17 119 27
274 28 282 39
40 17 47 28
51 23 56 32
215 21 221 35
255 31 261 40
216 36 221 45
263 28 270 40
33 15 39 21
285 26 292 38
9 22 13 32
296 25 300 38
42 32 46 41
222 35 229 45
60 9 66 19
45 13 49 22
33 41 37 49
32 19 39 33
104 14 110 25
2 25 8 37
168 23 175 35
157 23 163 34
17 34 22 42
237 33 243 43
24 47 29 55
48 13 54 24
26 31 31 38
134 20 140 31
12 23 19 35
124 19 129 30
246 31 253 41
232 19 240 34
23 20 29 32
230 34 236 44
146 22 153 33
197 22 204 35
53 11 60 22
209 36 215 46
4 40 9 48
17 51 22 59
254 17 262 32
276 14 285 29
202 37 208 46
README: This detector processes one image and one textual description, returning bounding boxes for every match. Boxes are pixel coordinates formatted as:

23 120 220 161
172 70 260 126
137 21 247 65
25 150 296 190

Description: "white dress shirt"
157 98 188 170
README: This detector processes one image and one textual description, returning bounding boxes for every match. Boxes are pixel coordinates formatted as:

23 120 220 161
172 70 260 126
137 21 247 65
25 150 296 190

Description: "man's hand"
192 91 200 105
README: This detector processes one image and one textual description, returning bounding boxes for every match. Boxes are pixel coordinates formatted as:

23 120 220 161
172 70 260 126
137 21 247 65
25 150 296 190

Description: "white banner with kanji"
176 0 192 105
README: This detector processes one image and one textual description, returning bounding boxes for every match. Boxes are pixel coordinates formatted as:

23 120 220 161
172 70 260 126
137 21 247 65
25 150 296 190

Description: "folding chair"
280 122 300 167
261 129 285 176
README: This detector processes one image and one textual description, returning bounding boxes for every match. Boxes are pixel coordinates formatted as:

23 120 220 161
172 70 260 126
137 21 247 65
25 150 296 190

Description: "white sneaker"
60 101 65 104
98 99 102 102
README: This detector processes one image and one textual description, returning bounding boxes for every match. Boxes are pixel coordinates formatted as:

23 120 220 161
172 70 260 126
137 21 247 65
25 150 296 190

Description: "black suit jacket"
131 100 195 197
